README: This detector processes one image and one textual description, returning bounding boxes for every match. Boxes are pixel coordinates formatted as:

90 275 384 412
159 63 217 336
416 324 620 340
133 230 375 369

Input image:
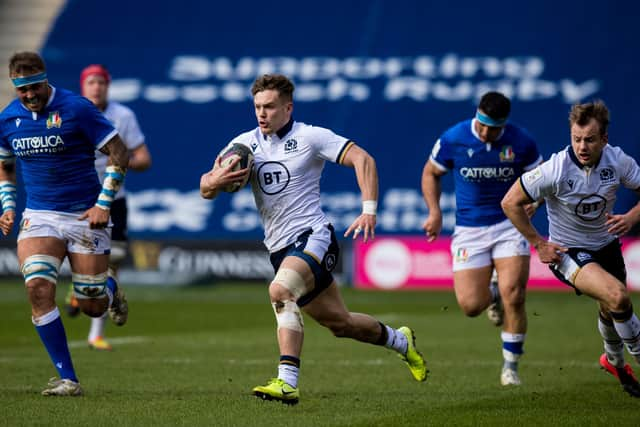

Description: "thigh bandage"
554 254 581 285
272 300 304 332
273 268 309 300
21 255 61 285
72 271 109 299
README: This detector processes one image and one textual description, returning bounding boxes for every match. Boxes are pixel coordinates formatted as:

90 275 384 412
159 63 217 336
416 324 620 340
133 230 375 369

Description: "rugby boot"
252 378 299 405
398 326 429 382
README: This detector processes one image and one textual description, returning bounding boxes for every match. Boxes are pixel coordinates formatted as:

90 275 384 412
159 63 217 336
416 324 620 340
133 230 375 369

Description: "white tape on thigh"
21 255 61 285
272 300 304 332
273 268 308 300
554 253 581 285
71 271 108 299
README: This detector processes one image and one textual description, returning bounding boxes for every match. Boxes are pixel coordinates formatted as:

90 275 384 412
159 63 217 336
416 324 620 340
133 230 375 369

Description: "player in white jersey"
422 92 542 386
502 100 640 397
0 52 129 396
64 64 152 351
200 74 427 404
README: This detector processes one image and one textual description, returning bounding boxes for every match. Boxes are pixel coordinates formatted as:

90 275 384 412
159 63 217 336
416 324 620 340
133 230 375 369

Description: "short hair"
251 74 295 102
478 91 511 121
9 51 46 76
569 100 610 135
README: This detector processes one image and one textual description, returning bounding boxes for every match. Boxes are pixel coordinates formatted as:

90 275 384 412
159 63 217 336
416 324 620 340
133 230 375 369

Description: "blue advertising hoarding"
38 0 640 240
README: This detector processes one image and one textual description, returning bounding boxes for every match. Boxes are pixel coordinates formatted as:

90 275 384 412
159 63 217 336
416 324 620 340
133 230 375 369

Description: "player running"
0 52 129 396
502 100 640 397
200 73 427 405
422 91 542 386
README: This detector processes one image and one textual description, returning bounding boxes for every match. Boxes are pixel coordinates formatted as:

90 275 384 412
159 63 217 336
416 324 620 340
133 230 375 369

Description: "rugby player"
0 52 129 396
502 100 640 397
200 74 427 405
422 92 542 386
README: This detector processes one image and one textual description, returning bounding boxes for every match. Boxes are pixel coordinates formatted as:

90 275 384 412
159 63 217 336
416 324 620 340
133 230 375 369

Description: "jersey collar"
276 118 294 139
567 145 603 170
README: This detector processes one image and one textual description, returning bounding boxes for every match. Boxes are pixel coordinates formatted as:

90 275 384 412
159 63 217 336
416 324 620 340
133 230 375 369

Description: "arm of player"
501 181 566 264
128 144 152 171
0 160 17 236
340 144 378 242
421 160 446 242
605 188 640 236
200 156 247 200
79 135 129 229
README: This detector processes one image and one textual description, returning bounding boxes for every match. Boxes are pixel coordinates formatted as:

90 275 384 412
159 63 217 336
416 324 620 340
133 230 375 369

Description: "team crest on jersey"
15 118 21 128
499 146 515 162
454 248 469 263
284 139 298 153
599 167 615 183
46 111 62 129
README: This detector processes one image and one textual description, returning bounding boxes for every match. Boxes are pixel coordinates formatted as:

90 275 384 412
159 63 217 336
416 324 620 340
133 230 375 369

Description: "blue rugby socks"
33 307 78 382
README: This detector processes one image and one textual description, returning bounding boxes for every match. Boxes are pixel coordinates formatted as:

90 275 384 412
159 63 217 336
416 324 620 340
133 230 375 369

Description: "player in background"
502 100 640 397
200 74 427 405
422 92 542 386
64 64 151 351
0 52 129 396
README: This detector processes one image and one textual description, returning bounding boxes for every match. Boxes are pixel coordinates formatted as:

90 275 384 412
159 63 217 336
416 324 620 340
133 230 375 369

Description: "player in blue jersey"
0 52 129 396
421 92 542 386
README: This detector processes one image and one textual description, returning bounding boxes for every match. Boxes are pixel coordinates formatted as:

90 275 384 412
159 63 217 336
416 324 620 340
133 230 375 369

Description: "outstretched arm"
340 144 378 242
501 181 566 264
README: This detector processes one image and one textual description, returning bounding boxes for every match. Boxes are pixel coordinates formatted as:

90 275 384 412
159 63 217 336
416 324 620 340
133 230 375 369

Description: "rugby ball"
216 143 254 192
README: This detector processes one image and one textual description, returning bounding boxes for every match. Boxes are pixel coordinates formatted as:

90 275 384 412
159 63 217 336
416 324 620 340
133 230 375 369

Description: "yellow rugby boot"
252 378 299 405
398 326 429 382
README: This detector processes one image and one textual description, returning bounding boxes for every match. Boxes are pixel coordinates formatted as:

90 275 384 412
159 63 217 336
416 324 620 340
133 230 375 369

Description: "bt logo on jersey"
575 194 607 221
257 161 290 195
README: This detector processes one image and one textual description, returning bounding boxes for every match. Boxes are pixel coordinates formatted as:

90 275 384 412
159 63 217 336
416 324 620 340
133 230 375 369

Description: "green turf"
1 281 638 426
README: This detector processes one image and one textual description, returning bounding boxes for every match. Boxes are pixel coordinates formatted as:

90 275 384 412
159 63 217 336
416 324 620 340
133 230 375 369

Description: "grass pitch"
1 281 638 426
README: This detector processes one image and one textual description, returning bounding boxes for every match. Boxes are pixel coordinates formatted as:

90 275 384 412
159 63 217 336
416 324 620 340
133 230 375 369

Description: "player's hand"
605 212 634 236
344 214 376 242
0 210 15 236
201 156 248 194
533 239 567 264
78 206 110 229
423 212 442 242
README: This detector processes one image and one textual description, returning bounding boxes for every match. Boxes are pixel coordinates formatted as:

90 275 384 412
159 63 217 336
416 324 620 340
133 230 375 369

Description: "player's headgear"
476 91 511 127
80 64 111 92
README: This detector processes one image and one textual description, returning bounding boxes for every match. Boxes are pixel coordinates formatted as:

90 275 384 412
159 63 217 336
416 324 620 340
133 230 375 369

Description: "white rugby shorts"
451 218 530 272
18 209 111 255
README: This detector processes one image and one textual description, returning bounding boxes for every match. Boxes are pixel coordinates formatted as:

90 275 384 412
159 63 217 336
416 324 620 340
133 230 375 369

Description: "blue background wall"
39 0 640 239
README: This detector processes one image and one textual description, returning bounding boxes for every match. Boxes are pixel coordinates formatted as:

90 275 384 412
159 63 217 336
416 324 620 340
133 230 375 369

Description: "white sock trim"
32 306 60 326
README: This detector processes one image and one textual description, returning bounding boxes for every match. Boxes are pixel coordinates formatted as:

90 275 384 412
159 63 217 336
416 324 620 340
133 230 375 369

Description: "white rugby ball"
216 143 254 192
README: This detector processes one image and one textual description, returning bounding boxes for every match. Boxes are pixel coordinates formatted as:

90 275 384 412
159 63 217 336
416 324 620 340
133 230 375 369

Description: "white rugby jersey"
227 120 352 252
94 102 145 199
520 145 640 250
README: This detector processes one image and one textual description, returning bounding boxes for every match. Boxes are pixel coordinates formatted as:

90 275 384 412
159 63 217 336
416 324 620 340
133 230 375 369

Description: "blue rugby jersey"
0 86 117 212
430 119 541 227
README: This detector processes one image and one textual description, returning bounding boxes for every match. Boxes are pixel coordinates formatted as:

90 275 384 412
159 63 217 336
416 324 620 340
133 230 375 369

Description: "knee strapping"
272 300 304 332
21 255 61 285
72 271 108 299
273 268 308 300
